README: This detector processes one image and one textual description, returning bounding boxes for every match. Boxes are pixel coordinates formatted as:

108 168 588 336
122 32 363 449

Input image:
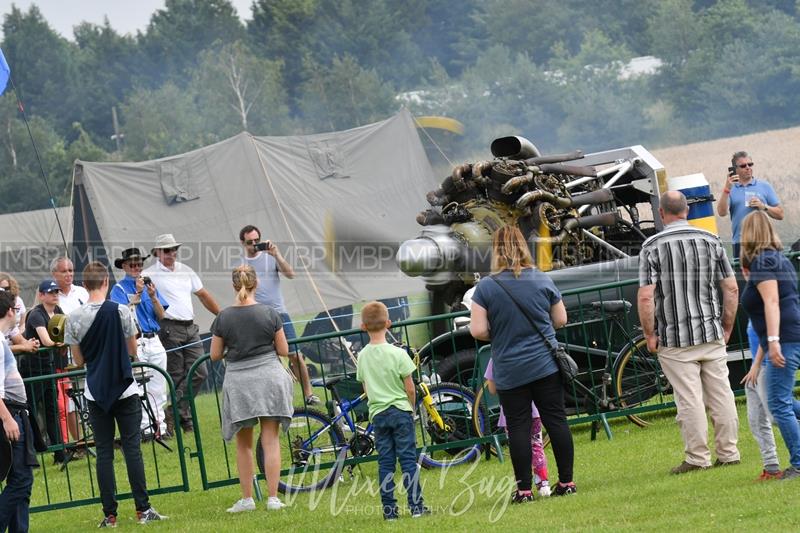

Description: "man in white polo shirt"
51 257 90 315
143 234 220 434
50 257 88 446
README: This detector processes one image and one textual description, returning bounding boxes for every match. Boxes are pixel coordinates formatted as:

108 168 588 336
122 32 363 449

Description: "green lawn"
29 397 800 532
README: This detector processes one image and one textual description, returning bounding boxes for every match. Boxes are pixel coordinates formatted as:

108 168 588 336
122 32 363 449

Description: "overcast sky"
0 0 255 39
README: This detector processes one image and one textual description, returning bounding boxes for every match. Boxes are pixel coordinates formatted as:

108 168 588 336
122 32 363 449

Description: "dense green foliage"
2 0 800 212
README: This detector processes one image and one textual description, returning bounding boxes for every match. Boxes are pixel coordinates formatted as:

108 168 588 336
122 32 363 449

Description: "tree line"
2 0 800 213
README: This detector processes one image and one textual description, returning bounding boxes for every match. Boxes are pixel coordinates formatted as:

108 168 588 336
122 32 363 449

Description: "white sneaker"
266 497 286 510
227 498 256 513
538 483 551 498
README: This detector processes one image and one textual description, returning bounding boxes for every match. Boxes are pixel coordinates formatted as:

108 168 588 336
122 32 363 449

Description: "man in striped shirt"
638 191 741 475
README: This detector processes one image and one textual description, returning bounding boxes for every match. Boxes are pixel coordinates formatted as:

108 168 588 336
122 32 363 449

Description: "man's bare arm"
127 336 138 361
719 276 739 342
638 284 659 352
274 251 295 279
195 288 221 316
765 204 784 220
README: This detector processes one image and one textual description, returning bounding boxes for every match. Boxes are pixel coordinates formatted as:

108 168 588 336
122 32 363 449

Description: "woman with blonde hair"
210 265 294 512
469 225 575 501
0 272 38 353
740 211 800 479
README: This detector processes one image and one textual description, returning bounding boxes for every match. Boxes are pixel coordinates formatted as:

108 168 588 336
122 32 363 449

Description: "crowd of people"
466 150 797 502
0 224 319 528
0 149 797 527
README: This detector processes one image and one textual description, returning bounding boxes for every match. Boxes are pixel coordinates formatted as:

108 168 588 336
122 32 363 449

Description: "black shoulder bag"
490 275 578 384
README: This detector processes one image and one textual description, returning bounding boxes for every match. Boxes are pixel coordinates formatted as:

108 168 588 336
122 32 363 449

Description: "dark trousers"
0 413 34 532
19 356 64 463
497 371 574 490
158 321 206 427
372 406 424 517
88 395 149 516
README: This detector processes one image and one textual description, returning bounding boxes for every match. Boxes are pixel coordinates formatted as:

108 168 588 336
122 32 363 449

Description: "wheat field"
652 126 800 244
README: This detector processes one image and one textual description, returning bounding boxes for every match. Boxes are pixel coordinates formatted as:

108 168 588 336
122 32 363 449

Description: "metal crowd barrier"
183 325 495 492
19 363 189 513
21 252 799 509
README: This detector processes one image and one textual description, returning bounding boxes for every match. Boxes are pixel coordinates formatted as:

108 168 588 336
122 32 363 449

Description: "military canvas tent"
0 206 72 304
72 109 437 331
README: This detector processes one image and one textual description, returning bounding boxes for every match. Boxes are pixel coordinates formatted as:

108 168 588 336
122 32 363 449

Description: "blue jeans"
372 406 423 518
751 325 800 418
766 342 800 468
0 413 34 532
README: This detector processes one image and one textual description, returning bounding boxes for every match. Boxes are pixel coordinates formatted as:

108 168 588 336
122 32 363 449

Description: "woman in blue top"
470 225 575 502
740 211 800 479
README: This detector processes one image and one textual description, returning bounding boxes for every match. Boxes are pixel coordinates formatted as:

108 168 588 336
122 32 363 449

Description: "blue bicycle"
259 375 487 493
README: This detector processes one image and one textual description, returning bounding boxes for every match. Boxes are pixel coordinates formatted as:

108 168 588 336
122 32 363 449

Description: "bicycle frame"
292 393 372 458
297 382 453 457
333 393 373 436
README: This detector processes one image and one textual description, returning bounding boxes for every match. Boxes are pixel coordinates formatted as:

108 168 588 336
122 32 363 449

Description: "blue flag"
0 48 10 95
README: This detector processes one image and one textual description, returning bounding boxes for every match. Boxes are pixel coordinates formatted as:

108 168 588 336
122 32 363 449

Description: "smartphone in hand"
727 166 739 182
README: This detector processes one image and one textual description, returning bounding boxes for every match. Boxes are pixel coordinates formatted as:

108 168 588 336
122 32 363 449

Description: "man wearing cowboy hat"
110 248 170 439
143 235 220 433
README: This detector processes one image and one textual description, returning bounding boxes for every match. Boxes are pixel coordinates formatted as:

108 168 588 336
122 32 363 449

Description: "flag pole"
8 77 69 256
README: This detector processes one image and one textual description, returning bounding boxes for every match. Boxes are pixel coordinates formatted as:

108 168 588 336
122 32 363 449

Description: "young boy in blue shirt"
356 301 427 520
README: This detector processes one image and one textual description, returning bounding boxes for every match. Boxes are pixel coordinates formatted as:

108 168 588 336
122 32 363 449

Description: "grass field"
28 396 800 532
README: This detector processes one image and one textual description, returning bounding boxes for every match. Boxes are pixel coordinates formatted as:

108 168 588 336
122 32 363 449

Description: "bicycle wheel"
472 381 502 437
416 382 486 468
614 337 671 428
257 407 346 493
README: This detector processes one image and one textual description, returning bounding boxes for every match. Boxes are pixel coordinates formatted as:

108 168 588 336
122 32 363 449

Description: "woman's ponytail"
232 265 257 303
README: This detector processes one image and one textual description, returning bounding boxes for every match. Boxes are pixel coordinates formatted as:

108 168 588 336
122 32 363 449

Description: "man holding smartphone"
716 150 783 257
239 225 319 405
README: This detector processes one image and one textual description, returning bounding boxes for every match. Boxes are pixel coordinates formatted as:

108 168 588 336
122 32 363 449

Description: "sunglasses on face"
127 262 144 268
162 247 179 254
737 162 754 169
245 239 261 246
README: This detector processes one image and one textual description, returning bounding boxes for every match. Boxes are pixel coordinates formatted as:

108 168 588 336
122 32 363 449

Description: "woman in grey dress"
210 265 294 512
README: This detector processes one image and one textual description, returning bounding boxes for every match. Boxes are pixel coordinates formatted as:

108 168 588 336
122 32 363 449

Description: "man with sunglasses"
143 235 220 434
717 151 784 257
110 248 170 439
239 225 320 405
